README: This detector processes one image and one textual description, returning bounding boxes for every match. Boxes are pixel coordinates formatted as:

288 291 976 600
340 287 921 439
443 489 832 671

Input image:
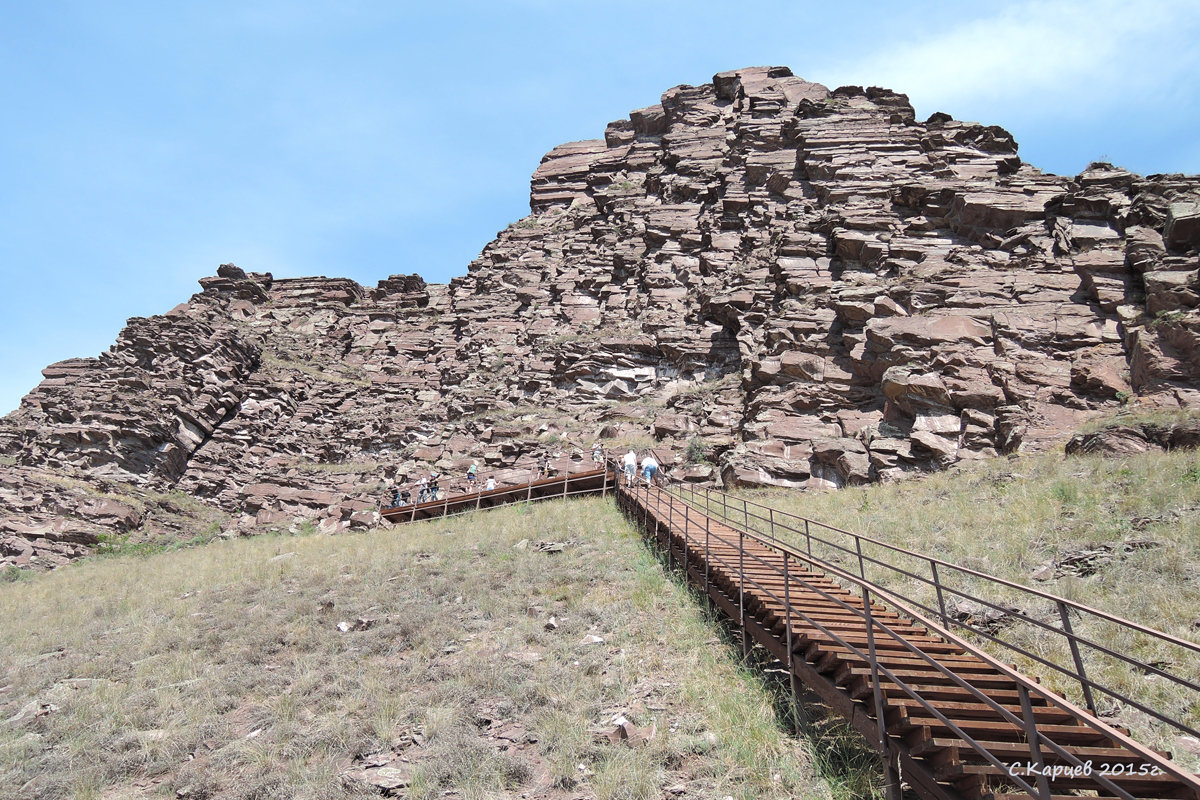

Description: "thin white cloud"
818 0 1200 120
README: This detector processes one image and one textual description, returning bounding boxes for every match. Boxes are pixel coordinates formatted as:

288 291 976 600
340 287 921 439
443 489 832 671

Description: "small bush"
1148 309 1187 329
2 565 30 583
1050 481 1079 504
684 437 709 464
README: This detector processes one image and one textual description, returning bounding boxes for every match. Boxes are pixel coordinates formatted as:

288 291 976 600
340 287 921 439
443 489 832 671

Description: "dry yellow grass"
0 497 836 800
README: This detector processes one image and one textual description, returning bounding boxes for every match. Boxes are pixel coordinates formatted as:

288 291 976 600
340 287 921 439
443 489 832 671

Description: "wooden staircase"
618 482 1200 800
380 466 615 523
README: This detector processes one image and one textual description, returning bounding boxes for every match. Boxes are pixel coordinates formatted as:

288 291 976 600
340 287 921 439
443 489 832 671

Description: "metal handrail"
628 483 1073 799
693 483 1200 658
669 481 1200 741
724 498 1200 737
381 463 616 523
619 479 1200 799
375 459 1200 797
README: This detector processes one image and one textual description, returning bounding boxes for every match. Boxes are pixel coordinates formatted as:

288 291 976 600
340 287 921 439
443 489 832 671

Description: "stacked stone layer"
3 67 1199 568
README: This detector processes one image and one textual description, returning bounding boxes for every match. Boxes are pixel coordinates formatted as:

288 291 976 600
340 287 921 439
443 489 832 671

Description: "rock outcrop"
3 66 1199 569
1065 417 1200 457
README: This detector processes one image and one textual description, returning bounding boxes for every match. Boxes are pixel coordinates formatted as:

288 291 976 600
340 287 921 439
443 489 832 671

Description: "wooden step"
902 717 1119 749
916 736 1158 765
796 628 966 655
805 644 995 674
861 680 1034 706
888 699 1072 726
838 664 1020 692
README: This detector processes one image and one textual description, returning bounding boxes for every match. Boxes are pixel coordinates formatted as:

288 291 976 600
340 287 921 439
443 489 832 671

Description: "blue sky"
2 0 1198 414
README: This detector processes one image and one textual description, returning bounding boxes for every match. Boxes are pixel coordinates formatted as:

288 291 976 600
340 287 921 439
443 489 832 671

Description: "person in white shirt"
485 476 496 491
622 450 637 486
640 453 659 485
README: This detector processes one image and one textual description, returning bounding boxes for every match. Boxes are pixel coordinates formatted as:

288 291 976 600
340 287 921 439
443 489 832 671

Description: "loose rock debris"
597 715 657 747
512 538 573 553
1031 538 1164 581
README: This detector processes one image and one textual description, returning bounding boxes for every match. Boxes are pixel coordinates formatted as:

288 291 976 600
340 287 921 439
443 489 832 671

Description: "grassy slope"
14 422 1195 799
735 441 1200 765
0 498 839 800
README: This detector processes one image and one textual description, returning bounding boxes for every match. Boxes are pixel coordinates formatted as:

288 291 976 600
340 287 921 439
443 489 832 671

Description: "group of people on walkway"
386 445 663 510
390 462 497 508
622 449 659 486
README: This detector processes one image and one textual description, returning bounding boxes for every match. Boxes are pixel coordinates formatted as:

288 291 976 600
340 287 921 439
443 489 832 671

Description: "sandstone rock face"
1065 418 1200 457
3 66 1199 568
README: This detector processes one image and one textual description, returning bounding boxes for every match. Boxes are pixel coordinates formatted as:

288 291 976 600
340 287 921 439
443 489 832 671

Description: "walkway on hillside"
619 482 1200 800
378 463 1200 800
379 465 615 523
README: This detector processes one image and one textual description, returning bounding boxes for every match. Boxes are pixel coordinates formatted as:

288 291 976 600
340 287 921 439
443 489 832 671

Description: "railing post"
739 528 748 657
442 488 449 518
653 485 659 545
783 551 799 729
602 464 608 498
931 560 948 628
804 518 812 557
681 501 689 576
1018 683 1054 800
562 470 568 499
855 536 866 580
667 487 674 571
743 498 749 534
769 507 775 545
863 587 901 800
1057 600 1097 714
526 470 533 506
644 484 650 534
639 483 645 530
704 506 711 611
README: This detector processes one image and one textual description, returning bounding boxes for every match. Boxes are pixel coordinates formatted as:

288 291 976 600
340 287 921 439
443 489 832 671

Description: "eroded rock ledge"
3 66 1199 568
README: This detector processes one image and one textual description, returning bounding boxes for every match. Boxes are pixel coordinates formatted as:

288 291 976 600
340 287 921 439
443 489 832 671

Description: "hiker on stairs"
640 452 659 486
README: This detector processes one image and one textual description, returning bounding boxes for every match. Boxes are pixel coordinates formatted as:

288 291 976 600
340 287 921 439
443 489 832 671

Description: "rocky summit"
3 66 1200 570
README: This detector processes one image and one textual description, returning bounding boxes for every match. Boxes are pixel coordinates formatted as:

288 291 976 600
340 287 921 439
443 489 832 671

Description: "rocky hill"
3 65 1199 569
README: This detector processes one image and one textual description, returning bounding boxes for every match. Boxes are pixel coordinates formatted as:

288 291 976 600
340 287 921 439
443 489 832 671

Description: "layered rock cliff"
4 66 1200 569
